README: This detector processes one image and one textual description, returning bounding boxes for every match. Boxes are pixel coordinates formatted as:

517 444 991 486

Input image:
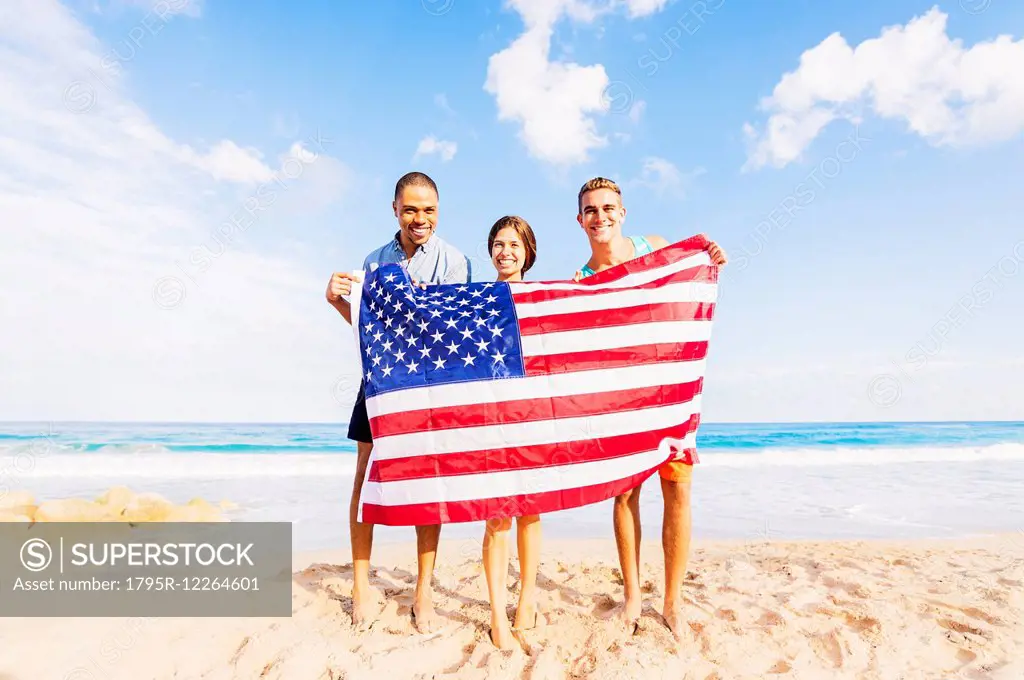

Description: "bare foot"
622 593 642 629
412 595 439 633
351 586 377 630
489 619 518 650
663 602 684 640
513 599 538 630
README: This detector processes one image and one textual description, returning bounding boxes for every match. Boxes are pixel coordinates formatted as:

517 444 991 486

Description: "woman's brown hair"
487 215 538 274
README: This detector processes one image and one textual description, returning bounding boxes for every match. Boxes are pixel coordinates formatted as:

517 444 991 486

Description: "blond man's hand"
706 241 727 266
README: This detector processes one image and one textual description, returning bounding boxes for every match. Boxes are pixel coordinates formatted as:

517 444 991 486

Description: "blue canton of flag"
357 264 525 398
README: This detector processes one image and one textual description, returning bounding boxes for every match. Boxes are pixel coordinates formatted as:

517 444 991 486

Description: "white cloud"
484 0 671 165
178 140 276 183
413 135 458 162
628 99 646 124
622 0 670 18
271 113 301 139
0 0 352 422
116 0 201 17
743 8 1024 170
434 93 455 115
630 157 704 198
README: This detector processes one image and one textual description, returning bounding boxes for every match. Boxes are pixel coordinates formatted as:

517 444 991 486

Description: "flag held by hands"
352 235 719 526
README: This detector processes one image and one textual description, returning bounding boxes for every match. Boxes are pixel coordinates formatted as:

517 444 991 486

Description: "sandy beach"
1 533 1022 680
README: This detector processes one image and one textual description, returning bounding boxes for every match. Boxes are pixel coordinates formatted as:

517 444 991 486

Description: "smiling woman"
487 215 537 283
481 214 542 649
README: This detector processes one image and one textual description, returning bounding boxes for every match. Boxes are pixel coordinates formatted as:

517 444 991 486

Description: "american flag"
353 234 718 526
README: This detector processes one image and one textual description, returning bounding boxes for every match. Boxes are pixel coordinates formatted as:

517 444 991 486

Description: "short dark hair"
488 215 538 275
394 172 438 202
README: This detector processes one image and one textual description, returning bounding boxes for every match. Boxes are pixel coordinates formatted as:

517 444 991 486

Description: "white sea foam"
0 451 357 479
3 444 1024 481
700 443 1024 467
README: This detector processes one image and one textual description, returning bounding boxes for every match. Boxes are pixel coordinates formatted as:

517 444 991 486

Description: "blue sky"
1 0 1022 422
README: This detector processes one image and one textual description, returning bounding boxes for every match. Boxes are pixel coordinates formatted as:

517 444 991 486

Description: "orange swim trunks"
658 447 697 482
658 460 693 482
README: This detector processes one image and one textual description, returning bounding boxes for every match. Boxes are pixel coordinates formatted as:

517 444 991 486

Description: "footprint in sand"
958 606 1002 626
687 621 712 656
569 649 598 676
956 648 978 665
810 630 844 669
842 611 880 636
592 593 625 620
937 618 988 638
821 576 871 599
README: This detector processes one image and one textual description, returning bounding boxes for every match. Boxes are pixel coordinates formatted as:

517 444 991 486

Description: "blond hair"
577 177 622 213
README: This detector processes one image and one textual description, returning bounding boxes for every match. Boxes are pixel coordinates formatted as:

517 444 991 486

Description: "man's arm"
329 298 352 325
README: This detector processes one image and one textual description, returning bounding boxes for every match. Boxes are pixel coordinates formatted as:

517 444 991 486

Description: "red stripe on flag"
573 235 714 286
370 380 702 438
517 301 714 336
512 264 716 305
523 341 708 375
361 464 668 526
368 417 699 483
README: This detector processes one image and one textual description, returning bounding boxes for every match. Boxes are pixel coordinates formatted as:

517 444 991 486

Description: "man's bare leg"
483 517 516 648
613 487 643 624
513 514 541 630
413 523 441 632
661 474 692 640
349 441 376 628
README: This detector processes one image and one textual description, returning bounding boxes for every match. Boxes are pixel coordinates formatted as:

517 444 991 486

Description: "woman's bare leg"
513 514 541 629
483 517 515 649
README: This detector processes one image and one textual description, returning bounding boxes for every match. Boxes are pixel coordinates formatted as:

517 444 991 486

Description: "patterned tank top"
578 235 654 278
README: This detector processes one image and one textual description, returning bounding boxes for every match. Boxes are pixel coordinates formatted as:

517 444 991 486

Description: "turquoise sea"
2 421 1023 551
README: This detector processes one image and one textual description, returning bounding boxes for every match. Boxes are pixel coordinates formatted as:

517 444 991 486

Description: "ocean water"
2 421 1023 552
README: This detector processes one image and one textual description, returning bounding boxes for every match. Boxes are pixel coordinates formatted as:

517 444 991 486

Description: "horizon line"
2 419 1023 427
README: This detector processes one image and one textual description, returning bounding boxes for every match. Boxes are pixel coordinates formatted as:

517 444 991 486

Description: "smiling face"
491 226 526 279
392 183 438 250
577 187 626 246
487 216 537 281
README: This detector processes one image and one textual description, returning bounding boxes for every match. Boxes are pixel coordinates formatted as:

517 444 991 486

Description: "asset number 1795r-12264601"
125 576 260 591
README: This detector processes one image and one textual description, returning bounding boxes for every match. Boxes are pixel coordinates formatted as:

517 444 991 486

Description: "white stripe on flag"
371 399 701 460
519 320 713 357
513 281 717 319
366 360 707 418
509 251 711 293
361 442 689 507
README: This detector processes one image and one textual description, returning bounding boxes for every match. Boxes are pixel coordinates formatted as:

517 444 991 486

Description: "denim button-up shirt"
362 231 472 284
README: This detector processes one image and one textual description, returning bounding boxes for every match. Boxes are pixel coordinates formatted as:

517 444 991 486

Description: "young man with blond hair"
573 176 726 639
325 171 471 632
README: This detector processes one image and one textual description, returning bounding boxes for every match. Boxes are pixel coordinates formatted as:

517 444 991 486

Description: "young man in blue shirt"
326 171 471 632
